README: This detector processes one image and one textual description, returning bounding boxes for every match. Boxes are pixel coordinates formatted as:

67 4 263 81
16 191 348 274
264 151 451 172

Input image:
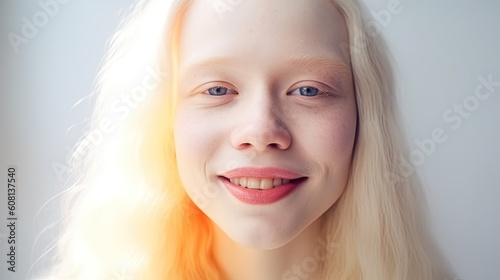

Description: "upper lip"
219 166 305 180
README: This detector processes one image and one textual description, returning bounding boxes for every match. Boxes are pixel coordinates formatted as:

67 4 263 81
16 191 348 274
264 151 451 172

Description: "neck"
212 217 325 280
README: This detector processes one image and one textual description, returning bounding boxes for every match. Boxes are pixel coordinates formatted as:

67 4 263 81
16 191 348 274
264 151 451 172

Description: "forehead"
178 0 350 71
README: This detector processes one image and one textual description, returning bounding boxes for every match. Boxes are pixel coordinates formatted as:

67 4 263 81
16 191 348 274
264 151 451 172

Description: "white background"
0 0 499 279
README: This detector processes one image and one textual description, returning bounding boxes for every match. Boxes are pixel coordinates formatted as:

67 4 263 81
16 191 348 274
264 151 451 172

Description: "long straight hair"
40 0 455 279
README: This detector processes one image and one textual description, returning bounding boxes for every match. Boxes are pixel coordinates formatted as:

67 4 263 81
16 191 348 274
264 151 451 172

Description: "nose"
230 94 292 152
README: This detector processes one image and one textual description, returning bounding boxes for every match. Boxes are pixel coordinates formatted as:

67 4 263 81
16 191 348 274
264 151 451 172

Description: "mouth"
224 177 306 190
219 176 308 205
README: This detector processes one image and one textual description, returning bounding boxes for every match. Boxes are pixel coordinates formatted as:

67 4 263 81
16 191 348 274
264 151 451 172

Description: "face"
174 0 357 249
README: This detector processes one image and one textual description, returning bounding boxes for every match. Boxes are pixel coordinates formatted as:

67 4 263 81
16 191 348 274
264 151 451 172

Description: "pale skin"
174 0 357 279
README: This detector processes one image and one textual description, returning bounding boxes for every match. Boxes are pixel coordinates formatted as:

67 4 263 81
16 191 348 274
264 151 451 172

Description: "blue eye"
206 86 231 96
296 86 320 96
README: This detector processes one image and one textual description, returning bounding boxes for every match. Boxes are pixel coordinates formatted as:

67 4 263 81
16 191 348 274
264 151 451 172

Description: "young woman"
41 0 456 279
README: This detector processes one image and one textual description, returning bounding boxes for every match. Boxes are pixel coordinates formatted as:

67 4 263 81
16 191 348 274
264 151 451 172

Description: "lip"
218 166 307 205
220 176 307 205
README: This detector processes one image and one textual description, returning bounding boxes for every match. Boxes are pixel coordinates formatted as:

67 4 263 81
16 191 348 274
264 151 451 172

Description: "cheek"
302 106 357 161
331 114 357 155
306 106 357 208
174 111 204 175
173 108 224 177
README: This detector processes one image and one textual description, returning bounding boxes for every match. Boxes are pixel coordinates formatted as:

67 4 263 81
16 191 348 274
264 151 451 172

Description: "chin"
232 234 293 250
219 221 302 250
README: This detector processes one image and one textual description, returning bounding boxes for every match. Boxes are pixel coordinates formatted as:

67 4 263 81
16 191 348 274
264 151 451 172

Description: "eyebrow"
178 56 236 77
287 53 351 74
179 53 351 77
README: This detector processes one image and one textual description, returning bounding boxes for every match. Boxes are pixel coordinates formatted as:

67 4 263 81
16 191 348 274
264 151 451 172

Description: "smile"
220 176 307 205
218 166 308 204
228 177 292 190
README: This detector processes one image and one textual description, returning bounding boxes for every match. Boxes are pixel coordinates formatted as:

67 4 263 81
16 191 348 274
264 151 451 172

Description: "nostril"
230 119 292 152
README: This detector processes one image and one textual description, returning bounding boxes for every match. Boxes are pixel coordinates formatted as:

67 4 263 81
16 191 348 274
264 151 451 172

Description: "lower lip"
220 177 306 205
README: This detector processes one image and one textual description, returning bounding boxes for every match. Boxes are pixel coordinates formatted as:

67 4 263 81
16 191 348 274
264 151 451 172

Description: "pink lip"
218 167 307 205
220 176 307 205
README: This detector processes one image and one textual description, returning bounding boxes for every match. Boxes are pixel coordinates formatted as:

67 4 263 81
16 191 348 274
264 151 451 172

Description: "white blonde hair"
38 0 455 279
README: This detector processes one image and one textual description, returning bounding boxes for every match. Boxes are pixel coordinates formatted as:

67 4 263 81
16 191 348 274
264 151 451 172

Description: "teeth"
229 177 293 189
247 178 260 189
260 178 273 190
273 178 282 186
232 178 240 185
240 177 248 187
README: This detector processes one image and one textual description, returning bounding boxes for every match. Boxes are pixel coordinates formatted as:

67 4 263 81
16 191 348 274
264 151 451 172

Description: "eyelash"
201 86 237 96
288 86 337 98
200 86 337 98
